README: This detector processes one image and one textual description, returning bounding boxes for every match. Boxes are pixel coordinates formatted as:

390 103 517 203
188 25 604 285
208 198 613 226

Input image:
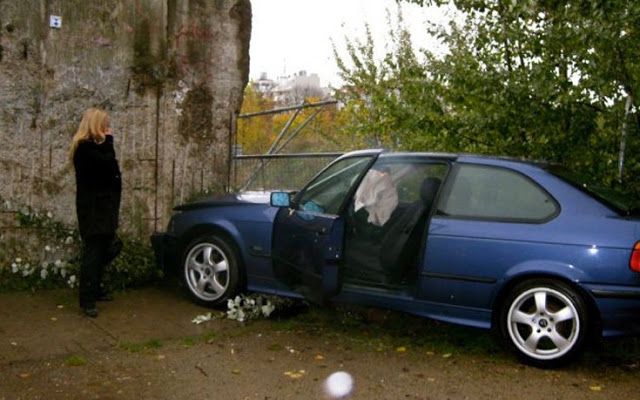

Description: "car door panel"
272 208 344 304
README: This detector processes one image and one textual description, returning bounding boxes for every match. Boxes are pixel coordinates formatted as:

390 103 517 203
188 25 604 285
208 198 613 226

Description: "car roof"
341 149 549 169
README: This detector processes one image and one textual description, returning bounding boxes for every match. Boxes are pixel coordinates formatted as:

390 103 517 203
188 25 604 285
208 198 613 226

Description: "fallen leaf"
396 346 407 353
284 369 306 379
425 351 435 356
315 354 324 360
442 353 452 358
590 385 603 391
19 373 30 378
231 369 241 375
50 317 57 322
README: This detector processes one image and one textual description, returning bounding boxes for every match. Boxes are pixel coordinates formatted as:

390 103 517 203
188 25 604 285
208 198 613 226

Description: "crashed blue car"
152 149 640 367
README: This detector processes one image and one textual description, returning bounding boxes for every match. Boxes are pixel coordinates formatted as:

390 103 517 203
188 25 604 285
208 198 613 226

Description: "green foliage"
0 209 81 292
105 236 162 290
0 206 160 293
335 1 640 197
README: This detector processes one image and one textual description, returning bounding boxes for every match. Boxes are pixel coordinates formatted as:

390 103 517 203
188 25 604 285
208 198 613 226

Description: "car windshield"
295 155 375 215
546 165 640 216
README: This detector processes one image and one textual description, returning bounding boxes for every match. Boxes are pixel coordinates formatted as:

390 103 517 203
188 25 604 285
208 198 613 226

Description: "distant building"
253 70 328 105
254 72 276 93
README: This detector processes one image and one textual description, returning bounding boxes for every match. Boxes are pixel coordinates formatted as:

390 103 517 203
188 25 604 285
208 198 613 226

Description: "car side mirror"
270 192 291 207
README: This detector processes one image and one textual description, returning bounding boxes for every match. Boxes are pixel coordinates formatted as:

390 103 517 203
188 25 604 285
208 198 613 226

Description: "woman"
70 107 122 317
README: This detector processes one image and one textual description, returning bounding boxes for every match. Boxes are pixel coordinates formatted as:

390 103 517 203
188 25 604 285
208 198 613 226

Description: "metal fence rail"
231 152 343 192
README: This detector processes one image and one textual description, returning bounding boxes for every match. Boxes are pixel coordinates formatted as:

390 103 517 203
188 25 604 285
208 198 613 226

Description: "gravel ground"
1 284 640 400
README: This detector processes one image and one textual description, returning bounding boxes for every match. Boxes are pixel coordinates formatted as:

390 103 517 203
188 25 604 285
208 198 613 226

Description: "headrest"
420 177 441 204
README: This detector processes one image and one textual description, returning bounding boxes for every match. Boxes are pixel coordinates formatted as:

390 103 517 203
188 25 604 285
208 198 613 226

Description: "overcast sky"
249 0 453 88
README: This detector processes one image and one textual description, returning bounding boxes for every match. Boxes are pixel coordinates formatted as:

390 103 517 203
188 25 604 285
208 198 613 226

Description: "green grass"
65 355 88 366
119 339 163 353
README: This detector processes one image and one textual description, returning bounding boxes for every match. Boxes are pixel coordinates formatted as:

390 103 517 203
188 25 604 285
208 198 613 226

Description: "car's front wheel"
181 235 241 307
499 279 589 368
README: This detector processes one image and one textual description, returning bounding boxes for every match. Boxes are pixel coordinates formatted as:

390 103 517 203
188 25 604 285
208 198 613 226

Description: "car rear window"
438 164 559 222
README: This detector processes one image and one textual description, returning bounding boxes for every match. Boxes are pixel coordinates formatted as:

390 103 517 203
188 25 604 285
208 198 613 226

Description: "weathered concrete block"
0 0 251 239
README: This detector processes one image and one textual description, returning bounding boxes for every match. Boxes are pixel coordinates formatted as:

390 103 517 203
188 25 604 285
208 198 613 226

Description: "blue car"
151 149 640 367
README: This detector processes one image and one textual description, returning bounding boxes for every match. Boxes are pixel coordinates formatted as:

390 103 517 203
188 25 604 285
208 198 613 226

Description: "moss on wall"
132 18 167 94
178 85 213 141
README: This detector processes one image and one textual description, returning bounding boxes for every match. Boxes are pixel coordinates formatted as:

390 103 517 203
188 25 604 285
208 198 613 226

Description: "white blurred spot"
324 371 354 398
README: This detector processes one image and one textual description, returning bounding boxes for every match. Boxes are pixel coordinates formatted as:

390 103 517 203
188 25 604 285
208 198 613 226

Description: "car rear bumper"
586 283 640 337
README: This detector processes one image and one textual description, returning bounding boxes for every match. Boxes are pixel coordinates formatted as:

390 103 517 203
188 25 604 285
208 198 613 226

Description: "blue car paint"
154 151 640 339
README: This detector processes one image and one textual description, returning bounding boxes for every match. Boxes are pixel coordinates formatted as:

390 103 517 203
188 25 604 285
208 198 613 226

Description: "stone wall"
0 0 251 239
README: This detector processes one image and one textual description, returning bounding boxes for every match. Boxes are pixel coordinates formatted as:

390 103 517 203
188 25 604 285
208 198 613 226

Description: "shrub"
0 207 159 293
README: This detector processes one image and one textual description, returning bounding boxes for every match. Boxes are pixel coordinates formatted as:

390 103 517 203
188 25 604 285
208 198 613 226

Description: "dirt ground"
2 283 640 400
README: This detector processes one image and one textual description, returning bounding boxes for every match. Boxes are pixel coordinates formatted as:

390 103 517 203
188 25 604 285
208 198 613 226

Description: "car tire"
181 235 241 307
499 278 589 368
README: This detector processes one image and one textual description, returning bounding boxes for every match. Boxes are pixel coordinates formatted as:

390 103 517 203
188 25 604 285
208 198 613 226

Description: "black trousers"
79 234 115 308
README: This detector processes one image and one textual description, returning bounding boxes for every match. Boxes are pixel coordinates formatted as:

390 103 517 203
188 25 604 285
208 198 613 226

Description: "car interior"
343 161 447 287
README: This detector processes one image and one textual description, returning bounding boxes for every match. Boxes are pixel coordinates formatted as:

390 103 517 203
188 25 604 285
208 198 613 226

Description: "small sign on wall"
49 15 62 29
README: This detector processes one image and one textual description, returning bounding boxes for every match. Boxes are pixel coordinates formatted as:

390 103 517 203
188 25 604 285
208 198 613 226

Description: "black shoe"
83 307 98 318
97 293 114 302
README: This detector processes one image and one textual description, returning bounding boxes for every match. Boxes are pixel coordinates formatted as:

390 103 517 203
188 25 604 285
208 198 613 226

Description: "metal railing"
229 99 342 192
231 152 343 192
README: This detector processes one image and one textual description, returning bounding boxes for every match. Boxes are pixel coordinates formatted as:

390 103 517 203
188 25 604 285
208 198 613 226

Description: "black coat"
73 135 122 238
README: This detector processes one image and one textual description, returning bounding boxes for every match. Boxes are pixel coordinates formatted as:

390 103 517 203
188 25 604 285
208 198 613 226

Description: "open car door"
271 153 377 304
272 208 344 304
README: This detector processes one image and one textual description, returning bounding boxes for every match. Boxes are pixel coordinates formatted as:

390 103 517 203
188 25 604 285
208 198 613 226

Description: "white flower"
60 268 67 278
41 269 48 280
45 245 52 252
54 260 62 267
65 236 73 245
15 257 22 263
261 303 275 317
11 263 18 273
47 212 53 219
191 313 213 324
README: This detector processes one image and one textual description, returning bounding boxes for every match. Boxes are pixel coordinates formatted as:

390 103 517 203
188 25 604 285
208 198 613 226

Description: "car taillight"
630 242 640 272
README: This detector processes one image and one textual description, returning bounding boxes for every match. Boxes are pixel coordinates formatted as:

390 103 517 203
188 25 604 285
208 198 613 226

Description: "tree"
237 85 347 154
236 84 277 154
335 1 640 195
333 10 450 150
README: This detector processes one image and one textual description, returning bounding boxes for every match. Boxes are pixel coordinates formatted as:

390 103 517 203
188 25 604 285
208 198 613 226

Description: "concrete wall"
0 0 251 238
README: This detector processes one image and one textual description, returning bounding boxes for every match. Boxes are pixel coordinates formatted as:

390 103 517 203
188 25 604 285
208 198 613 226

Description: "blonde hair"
69 108 110 160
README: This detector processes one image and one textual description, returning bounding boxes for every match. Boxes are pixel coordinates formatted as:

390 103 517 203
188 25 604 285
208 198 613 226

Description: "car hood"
173 191 271 212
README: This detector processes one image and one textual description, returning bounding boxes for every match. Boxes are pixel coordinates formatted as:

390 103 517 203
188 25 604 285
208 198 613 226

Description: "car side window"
296 156 373 215
438 164 558 222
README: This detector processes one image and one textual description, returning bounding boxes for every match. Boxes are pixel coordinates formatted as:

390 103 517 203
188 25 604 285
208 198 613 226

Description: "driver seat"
379 177 441 283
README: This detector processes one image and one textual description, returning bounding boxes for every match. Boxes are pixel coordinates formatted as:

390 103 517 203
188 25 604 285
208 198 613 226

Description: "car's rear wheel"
499 279 589 368
181 235 240 307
